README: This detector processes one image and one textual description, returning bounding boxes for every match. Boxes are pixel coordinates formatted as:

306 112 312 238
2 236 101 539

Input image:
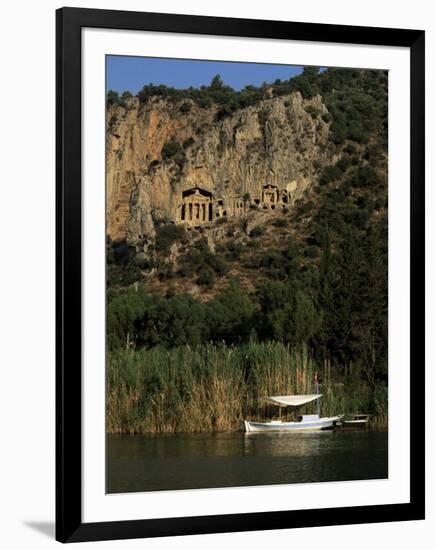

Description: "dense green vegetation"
154 224 187 254
107 343 387 434
108 218 387 395
106 89 132 109
107 66 387 143
106 67 388 432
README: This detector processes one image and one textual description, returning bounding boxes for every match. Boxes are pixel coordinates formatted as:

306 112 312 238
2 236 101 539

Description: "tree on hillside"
210 74 224 89
293 291 321 347
317 228 336 361
302 66 320 78
353 219 388 391
208 281 255 343
106 89 120 107
330 227 365 373
256 281 295 342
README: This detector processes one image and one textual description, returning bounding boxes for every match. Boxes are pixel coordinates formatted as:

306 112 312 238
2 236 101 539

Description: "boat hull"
244 416 342 433
341 420 368 428
337 419 369 429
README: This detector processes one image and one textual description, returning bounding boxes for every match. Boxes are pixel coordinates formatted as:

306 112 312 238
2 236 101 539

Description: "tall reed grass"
107 342 387 434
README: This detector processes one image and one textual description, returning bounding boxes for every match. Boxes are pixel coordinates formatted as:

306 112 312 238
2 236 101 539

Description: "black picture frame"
56 7 425 543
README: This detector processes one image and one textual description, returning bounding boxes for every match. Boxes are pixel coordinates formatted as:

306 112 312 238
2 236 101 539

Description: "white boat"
337 413 371 429
244 394 342 433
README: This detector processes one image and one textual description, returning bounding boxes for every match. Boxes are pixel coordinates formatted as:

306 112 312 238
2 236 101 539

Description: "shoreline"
107 343 388 436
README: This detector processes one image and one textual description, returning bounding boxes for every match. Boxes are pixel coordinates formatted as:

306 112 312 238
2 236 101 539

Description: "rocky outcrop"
106 92 335 243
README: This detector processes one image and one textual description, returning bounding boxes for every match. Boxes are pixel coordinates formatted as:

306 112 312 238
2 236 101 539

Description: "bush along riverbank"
107 342 387 434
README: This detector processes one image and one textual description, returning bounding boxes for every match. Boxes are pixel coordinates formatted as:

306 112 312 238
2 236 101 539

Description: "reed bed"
107 342 387 434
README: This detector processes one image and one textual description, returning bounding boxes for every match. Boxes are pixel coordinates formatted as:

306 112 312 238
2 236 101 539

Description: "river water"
107 430 387 493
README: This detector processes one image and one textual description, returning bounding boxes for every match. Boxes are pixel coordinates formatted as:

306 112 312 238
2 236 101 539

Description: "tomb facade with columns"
178 187 213 227
176 181 300 228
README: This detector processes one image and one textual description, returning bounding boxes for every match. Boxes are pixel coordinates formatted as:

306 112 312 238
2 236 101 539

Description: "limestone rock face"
106 92 335 243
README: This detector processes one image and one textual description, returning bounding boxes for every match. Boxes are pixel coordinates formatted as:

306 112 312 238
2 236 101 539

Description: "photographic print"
105 56 388 494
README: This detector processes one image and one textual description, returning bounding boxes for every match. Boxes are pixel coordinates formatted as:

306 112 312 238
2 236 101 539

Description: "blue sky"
106 56 305 93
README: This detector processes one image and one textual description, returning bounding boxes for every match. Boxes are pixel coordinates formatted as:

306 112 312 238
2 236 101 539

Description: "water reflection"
243 432 325 458
107 430 388 493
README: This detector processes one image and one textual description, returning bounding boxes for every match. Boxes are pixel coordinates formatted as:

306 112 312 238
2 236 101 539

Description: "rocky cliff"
106 91 336 244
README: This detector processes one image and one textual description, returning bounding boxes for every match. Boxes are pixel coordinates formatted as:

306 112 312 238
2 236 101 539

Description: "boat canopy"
263 395 322 408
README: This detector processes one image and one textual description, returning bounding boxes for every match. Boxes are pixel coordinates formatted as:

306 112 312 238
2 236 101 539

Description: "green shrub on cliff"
154 224 186 255
161 139 182 160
